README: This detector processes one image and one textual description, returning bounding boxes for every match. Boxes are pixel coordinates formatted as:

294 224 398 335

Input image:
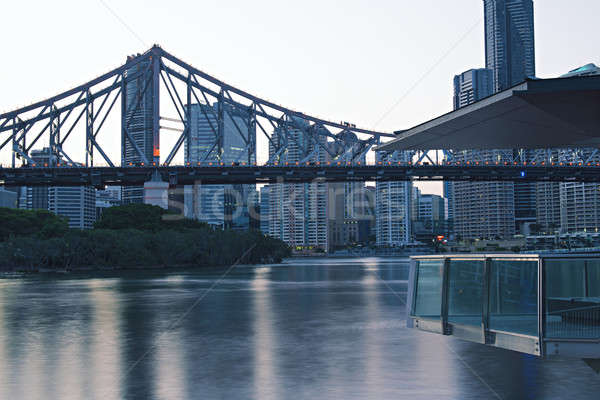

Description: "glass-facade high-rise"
484 0 535 92
184 102 256 230
268 118 330 251
453 69 494 109
122 57 155 204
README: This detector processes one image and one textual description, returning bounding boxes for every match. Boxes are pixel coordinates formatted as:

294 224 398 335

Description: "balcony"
407 254 600 358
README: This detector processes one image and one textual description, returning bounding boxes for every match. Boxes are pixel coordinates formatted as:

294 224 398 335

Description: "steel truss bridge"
1 45 599 187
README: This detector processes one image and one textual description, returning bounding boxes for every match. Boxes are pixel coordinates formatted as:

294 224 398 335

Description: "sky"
1 0 598 195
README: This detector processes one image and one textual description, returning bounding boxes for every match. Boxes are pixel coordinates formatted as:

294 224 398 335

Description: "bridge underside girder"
2 165 600 188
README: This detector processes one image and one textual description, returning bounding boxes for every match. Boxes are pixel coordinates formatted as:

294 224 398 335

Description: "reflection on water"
0 258 598 400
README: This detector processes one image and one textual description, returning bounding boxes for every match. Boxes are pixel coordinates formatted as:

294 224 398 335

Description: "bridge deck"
2 164 600 187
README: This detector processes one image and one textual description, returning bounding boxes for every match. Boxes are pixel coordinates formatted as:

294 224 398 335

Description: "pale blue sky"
1 0 598 194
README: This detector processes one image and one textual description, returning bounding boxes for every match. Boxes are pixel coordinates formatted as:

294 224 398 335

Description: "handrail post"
441 257 450 335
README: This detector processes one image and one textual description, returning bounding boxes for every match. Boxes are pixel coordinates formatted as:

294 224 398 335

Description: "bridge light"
197 162 201 166
285 162 289 166
296 162 299 166
327 162 331 165
209 162 213 166
140 162 144 166
316 161 320 165
520 171 526 178
357 161 361 165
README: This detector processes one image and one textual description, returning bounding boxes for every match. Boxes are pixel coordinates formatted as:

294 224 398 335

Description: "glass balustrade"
408 254 600 359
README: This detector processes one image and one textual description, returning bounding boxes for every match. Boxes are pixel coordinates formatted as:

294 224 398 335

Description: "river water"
0 257 598 400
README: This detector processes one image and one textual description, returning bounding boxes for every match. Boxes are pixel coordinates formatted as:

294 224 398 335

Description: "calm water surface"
0 257 598 400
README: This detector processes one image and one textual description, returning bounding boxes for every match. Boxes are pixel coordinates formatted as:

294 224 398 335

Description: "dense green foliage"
0 208 69 241
0 205 290 270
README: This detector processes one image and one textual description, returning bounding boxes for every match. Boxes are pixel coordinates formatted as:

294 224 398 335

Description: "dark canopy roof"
377 75 600 151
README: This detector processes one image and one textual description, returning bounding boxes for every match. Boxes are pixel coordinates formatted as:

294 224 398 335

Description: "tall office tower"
269 118 329 251
453 69 494 109
22 148 95 228
184 102 256 230
259 185 271 235
451 69 515 239
122 57 155 204
484 0 535 92
484 0 537 234
375 151 412 246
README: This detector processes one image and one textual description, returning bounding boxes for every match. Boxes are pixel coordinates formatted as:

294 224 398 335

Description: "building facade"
21 148 96 229
546 65 600 234
48 186 96 229
122 57 156 204
453 68 494 109
375 151 412 246
268 118 330 251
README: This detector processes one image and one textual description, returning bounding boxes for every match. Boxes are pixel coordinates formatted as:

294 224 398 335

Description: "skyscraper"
484 0 536 92
451 68 516 239
453 69 494 109
184 102 256 230
269 118 329 251
122 57 156 204
259 185 271 235
375 151 412 246
456 0 537 236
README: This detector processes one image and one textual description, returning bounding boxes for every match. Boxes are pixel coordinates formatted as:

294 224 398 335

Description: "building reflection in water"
251 266 280 400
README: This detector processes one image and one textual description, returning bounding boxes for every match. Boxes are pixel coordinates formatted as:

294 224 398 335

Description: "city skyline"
1 0 599 195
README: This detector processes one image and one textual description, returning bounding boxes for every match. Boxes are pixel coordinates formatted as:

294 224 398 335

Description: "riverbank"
0 204 291 272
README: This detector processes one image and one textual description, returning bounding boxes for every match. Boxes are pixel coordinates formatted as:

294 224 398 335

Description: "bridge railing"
407 253 600 358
